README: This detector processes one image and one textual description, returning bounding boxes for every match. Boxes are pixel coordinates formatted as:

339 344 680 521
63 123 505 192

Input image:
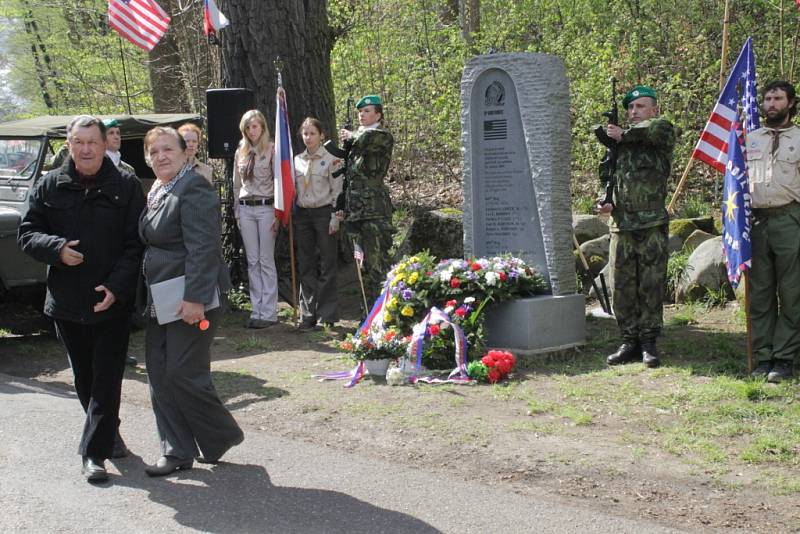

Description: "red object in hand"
198 319 210 331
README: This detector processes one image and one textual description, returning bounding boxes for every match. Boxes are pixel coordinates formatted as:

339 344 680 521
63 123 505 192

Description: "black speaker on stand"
206 87 254 288
206 88 255 159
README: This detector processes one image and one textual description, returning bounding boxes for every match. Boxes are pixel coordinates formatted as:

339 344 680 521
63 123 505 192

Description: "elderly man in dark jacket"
18 115 145 482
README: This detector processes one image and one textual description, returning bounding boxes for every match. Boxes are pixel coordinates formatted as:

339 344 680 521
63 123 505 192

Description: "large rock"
573 214 609 244
676 236 733 302
688 216 716 235
683 229 716 253
394 208 464 261
577 234 610 276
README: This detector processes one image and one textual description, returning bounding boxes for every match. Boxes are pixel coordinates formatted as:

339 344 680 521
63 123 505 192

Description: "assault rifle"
593 78 619 208
324 97 354 212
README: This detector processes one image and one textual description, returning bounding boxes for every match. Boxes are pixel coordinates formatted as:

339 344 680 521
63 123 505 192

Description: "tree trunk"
459 0 480 47
148 0 189 113
219 0 336 148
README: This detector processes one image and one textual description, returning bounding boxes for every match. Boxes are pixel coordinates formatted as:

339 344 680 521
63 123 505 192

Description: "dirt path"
1 288 798 533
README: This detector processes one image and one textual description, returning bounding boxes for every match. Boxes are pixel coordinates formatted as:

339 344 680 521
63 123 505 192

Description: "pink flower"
446 299 458 307
499 272 507 281
481 354 496 367
487 369 502 383
454 307 467 317
470 262 482 271
495 359 512 375
450 277 461 288
428 324 441 336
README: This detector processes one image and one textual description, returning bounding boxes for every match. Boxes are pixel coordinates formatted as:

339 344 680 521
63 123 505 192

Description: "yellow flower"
401 305 414 317
410 256 419 263
391 273 406 286
387 297 398 310
383 312 392 322
408 272 419 285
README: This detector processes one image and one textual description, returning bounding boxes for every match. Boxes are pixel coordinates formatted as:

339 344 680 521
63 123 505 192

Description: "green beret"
622 85 657 108
356 95 382 109
103 118 119 129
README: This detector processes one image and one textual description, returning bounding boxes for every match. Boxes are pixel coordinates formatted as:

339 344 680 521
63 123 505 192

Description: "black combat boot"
641 340 660 368
607 342 641 366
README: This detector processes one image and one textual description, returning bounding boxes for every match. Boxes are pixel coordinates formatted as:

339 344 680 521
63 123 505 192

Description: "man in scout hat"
746 80 800 383
103 118 136 176
338 95 394 305
597 85 676 369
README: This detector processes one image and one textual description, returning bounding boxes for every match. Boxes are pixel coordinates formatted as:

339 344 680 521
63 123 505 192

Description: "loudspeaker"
206 88 255 159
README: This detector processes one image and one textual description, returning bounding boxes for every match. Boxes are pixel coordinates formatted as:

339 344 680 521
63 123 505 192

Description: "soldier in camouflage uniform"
598 85 676 368
338 95 394 305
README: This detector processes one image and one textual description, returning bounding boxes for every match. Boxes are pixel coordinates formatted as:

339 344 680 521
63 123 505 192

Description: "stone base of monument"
485 294 586 355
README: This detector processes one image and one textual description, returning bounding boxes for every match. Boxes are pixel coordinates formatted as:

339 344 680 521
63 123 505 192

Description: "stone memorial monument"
461 52 585 353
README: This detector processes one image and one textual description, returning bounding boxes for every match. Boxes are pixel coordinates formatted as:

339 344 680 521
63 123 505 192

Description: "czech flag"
273 89 296 226
203 0 229 42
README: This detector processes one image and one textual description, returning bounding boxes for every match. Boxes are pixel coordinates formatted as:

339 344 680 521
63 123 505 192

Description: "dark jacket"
17 156 145 323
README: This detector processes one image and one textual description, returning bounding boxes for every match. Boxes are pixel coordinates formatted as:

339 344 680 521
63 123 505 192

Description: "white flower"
443 306 455 314
439 268 453 282
464 296 476 304
485 271 499 286
478 258 490 269
386 367 406 386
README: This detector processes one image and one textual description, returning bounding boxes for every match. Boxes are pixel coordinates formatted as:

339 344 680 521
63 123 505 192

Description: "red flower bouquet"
468 350 517 383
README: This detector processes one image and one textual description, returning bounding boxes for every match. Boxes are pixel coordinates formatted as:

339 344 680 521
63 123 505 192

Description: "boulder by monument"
676 236 733 302
394 208 464 262
573 214 609 244
683 229 716 253
578 234 610 276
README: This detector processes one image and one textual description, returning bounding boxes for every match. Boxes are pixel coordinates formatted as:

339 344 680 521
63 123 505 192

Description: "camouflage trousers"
345 218 394 306
609 224 668 344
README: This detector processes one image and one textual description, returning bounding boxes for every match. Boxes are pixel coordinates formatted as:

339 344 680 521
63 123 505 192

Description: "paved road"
0 373 685 534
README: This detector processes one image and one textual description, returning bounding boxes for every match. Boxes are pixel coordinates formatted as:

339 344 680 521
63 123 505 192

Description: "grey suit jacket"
139 170 231 308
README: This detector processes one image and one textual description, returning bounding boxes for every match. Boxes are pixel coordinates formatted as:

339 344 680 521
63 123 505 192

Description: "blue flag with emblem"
721 122 752 288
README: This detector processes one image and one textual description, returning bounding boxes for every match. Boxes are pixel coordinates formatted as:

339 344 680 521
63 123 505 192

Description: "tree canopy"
2 0 799 207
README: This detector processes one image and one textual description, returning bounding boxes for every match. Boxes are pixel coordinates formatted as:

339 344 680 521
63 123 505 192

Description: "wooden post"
744 270 754 373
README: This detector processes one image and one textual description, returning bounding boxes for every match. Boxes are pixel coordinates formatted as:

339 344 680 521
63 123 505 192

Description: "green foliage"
676 194 712 219
1 0 152 116
666 248 692 301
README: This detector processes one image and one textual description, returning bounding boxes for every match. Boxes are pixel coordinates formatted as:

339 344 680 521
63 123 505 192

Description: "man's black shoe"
111 432 130 458
125 355 137 366
82 456 108 482
607 343 641 366
751 360 773 379
641 342 660 368
767 360 793 383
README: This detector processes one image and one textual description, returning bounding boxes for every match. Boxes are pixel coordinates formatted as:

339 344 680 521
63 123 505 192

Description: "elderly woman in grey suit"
139 126 243 476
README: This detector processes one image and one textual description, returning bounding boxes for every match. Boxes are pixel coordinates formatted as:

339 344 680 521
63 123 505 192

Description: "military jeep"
0 113 202 298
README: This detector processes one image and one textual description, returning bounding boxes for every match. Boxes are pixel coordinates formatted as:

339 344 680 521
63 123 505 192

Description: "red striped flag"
273 89 296 226
691 37 759 173
108 0 170 52
203 0 229 39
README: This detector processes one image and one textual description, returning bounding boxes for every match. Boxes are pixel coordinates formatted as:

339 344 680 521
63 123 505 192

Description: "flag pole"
668 0 731 214
117 36 133 114
353 239 369 317
744 270 754 372
735 83 755 374
274 58 299 326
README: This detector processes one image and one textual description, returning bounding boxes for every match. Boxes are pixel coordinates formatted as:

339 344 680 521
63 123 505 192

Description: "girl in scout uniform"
233 110 278 329
293 117 343 329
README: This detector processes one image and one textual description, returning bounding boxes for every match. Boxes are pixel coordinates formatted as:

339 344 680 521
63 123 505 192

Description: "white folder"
149 275 219 325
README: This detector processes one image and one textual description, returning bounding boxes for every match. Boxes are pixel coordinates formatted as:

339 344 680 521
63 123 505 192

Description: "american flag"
273 87 296 226
721 122 752 288
692 37 759 173
353 241 364 268
108 0 170 52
